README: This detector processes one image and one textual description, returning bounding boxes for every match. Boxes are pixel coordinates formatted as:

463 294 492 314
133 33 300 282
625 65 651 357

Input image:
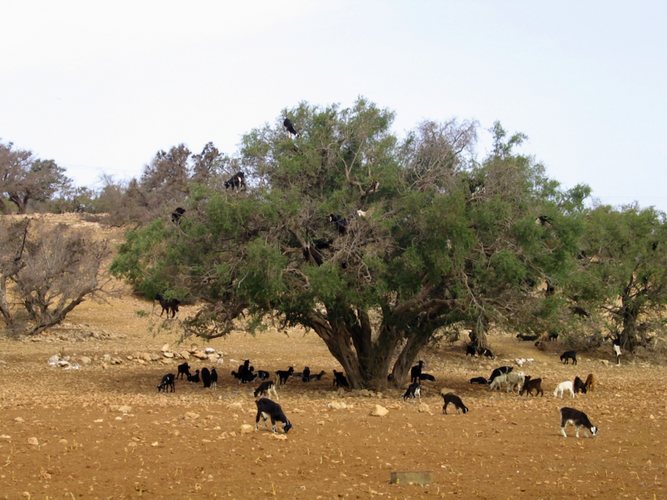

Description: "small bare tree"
0 218 110 336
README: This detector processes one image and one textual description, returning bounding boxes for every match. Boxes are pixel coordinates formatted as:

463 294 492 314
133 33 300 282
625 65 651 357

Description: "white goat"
553 380 576 398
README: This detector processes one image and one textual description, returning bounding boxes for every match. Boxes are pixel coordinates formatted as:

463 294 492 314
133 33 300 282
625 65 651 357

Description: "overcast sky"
2 0 666 211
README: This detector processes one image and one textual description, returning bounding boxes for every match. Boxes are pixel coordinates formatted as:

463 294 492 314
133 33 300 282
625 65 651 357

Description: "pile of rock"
47 344 224 369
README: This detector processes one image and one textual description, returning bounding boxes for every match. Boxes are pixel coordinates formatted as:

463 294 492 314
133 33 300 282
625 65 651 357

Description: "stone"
161 344 170 352
370 405 389 417
240 424 254 434
327 401 352 410
27 437 39 446
79 356 92 365
162 351 174 358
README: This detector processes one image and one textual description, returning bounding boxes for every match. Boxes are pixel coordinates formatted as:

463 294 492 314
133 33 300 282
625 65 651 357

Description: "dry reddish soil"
0 216 666 499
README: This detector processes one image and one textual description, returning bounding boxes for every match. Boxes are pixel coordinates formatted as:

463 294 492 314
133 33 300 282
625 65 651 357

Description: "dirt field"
0 290 665 500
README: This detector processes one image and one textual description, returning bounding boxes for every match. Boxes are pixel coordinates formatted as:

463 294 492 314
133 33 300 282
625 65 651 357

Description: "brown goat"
584 373 595 392
519 375 543 396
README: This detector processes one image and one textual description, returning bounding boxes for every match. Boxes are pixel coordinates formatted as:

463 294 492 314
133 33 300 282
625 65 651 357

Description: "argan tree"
573 205 667 350
0 141 72 214
0 218 110 336
112 99 582 388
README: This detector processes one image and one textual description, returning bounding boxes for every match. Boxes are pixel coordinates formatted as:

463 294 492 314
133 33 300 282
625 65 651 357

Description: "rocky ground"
0 289 665 499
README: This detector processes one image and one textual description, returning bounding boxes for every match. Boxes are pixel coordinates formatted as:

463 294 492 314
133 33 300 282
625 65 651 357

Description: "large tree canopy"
112 99 591 388
571 205 667 350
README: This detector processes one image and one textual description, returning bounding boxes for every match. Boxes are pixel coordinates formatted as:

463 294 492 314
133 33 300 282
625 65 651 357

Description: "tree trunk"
389 327 434 386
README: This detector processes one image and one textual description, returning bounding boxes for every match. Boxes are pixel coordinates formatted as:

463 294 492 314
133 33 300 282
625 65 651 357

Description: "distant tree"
112 100 583 388
0 141 72 214
573 205 667 350
0 218 110 336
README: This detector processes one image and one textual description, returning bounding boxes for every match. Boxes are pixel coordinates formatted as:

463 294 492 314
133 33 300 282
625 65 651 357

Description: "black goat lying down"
254 380 278 399
157 373 175 392
256 370 270 380
469 376 488 385
310 370 326 381
255 398 292 434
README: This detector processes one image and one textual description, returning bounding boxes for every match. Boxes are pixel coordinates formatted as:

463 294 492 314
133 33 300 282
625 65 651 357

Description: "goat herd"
155 348 599 439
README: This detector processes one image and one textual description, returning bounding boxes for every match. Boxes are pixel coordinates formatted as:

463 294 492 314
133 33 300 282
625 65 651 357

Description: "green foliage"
111 98 667 385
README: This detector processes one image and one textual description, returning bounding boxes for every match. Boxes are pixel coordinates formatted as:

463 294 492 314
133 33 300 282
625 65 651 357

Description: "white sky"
2 0 666 211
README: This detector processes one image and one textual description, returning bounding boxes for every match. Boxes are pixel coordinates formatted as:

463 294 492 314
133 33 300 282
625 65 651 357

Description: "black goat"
410 360 424 384
478 347 494 358
310 370 326 381
256 370 270 380
332 370 349 388
187 369 200 383
573 376 588 394
276 366 294 385
402 382 421 400
469 376 488 385
465 344 478 356
560 350 577 365
488 366 513 383
283 117 298 136
224 171 246 190
201 367 212 388
255 398 292 433
442 393 469 414
176 362 191 380
419 373 436 382
301 366 311 382
155 293 180 318
328 214 348 235
171 207 186 224
254 380 278 399
157 373 175 392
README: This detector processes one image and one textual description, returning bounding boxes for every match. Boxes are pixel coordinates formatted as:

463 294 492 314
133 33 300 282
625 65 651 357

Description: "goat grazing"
584 373 595 392
187 369 200 384
155 293 180 318
553 380 575 398
157 373 175 392
488 366 513 383
224 171 246 190
574 376 588 394
333 370 350 389
519 376 543 396
254 380 278 399
276 366 294 385
560 350 577 365
201 367 212 388
402 382 421 401
410 360 425 383
176 362 191 380
255 398 292 433
559 407 597 438
442 393 469 414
